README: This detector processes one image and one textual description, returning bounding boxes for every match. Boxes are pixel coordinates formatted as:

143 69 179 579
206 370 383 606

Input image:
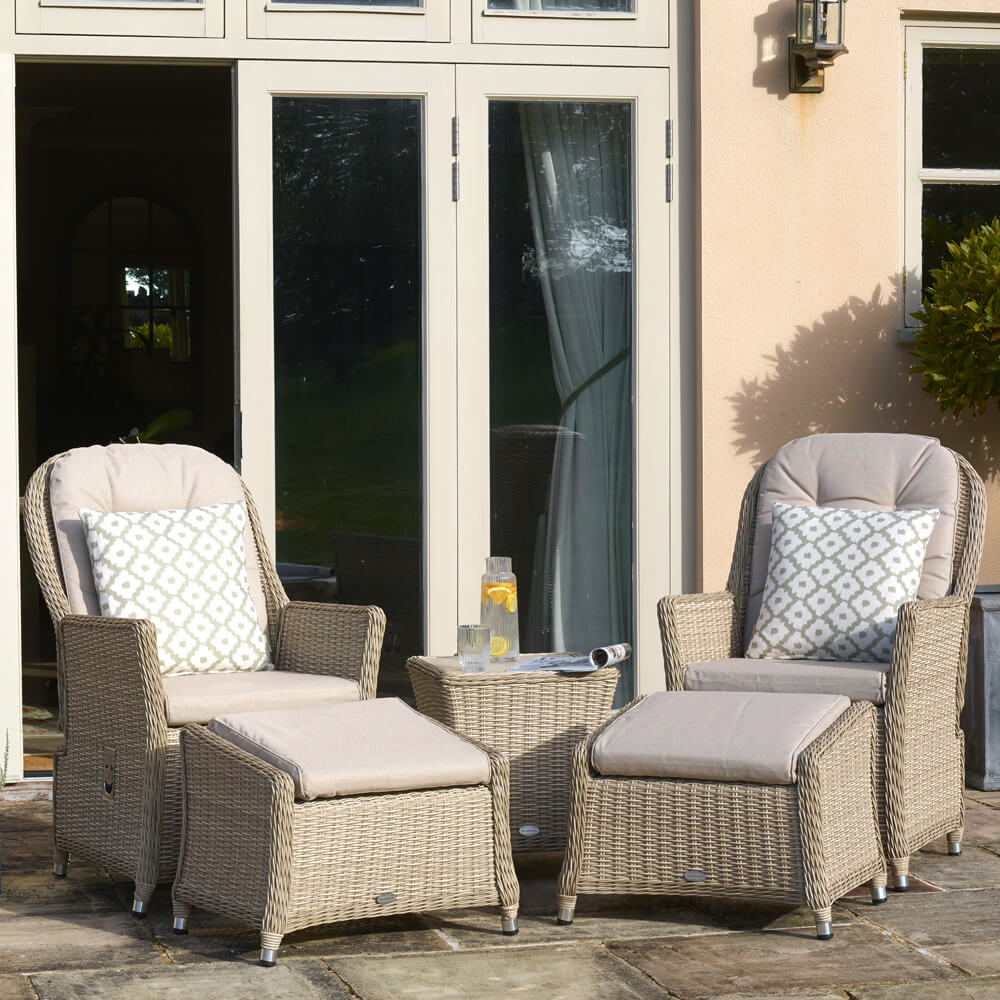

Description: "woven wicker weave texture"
172 722 520 958
21 450 386 906
558 699 886 932
407 656 618 852
657 447 986 883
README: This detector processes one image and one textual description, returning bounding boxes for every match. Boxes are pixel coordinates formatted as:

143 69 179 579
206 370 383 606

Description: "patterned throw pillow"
746 502 940 663
79 502 272 676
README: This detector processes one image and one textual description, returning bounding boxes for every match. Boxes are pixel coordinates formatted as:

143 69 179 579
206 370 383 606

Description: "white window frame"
472 0 666 47
14 0 223 37
247 0 450 41
903 24 1000 331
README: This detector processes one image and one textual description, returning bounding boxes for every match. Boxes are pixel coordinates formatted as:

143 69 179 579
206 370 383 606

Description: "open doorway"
16 62 234 771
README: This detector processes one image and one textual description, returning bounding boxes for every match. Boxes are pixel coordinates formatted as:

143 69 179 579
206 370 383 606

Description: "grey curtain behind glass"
518 102 632 653
499 1 630 10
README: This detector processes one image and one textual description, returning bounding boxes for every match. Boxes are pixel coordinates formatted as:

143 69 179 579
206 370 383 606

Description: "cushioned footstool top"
591 691 851 785
208 698 491 801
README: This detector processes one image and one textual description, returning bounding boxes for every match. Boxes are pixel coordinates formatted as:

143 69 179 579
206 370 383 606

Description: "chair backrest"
22 444 288 647
727 433 986 651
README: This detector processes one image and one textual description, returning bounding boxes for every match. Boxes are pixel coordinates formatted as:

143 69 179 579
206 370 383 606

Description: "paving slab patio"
328 942 671 1000
1 788 999 999
29 961 352 1000
605 924 958 1000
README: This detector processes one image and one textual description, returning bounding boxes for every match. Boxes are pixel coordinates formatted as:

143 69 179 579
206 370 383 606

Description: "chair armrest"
884 595 970 858
274 601 386 700
57 614 170 889
657 592 741 690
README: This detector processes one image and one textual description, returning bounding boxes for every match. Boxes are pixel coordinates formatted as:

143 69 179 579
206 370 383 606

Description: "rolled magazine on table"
508 643 632 673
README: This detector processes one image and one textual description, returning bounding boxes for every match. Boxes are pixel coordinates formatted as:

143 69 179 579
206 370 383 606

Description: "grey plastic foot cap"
557 908 575 925
172 917 188 935
131 899 149 917
891 874 910 892
816 922 833 940
949 842 963 856
501 917 518 935
53 864 67 878
259 949 277 968
871 885 888 905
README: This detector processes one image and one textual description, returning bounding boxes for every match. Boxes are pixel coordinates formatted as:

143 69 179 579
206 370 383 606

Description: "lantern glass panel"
797 0 815 44
816 1 843 46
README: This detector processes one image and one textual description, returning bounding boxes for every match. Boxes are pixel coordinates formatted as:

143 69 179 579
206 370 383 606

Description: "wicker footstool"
171 699 520 965
558 691 887 939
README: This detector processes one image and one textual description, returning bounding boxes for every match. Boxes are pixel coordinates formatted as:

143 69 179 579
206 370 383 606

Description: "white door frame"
455 64 674 696
235 60 459 659
1 53 24 783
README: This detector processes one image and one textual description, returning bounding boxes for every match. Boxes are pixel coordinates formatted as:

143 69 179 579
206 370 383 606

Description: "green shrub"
911 217 1000 417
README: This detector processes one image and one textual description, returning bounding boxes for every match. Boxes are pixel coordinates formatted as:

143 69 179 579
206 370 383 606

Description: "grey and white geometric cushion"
79 502 272 676
746 502 940 663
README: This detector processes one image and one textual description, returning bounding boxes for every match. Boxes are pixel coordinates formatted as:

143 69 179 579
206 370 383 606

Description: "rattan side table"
406 655 619 853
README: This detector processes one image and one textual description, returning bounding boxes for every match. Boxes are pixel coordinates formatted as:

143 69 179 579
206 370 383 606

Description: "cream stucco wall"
699 1 1000 589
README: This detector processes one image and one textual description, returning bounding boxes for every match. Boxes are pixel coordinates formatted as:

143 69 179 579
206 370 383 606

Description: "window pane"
489 100 633 696
923 48 1000 168
270 0 419 5
488 0 632 9
922 184 1000 281
272 97 423 698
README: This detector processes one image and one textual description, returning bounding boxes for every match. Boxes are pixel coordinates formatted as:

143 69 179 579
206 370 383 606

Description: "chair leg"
870 872 888 905
947 829 963 856
501 904 519 936
172 900 190 935
889 856 910 891
556 893 577 926
53 848 69 878
132 881 155 917
260 931 283 968
813 906 833 940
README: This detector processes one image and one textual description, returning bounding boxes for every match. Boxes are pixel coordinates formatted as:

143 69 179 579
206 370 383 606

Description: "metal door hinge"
452 162 460 202
666 164 674 203
666 119 674 159
451 116 460 157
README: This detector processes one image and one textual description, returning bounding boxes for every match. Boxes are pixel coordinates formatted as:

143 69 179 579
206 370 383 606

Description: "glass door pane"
237 62 457 697
272 96 422 698
456 65 672 699
488 100 634 661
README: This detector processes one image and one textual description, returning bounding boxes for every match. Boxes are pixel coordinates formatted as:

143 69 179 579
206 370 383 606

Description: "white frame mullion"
455 63 672 695
1 53 24 783
236 60 458 659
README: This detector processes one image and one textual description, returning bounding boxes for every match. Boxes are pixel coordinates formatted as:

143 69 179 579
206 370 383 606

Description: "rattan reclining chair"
22 444 386 915
658 433 985 889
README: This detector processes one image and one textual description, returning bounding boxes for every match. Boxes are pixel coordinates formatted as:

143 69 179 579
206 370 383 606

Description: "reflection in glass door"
489 100 634 665
271 97 422 697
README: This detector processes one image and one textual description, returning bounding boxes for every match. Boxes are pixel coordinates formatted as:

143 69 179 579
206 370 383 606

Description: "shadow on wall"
728 276 1000 480
753 0 794 100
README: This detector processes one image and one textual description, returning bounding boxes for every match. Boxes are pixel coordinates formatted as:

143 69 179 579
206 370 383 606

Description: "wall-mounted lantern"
788 0 848 93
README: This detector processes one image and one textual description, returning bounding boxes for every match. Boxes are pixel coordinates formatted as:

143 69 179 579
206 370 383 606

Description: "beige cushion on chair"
684 658 889 705
209 698 491 801
48 444 270 637
163 671 360 726
591 690 851 785
744 434 960 649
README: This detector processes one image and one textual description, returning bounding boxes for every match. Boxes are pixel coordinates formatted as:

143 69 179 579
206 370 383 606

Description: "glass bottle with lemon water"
480 556 520 662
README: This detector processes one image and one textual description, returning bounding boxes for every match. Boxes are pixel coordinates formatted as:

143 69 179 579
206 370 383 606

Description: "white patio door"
455 66 674 698
235 60 675 698
235 61 458 692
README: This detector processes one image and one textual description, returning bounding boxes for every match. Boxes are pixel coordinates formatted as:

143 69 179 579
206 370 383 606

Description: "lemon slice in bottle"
490 636 509 658
486 585 510 606
505 592 518 613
